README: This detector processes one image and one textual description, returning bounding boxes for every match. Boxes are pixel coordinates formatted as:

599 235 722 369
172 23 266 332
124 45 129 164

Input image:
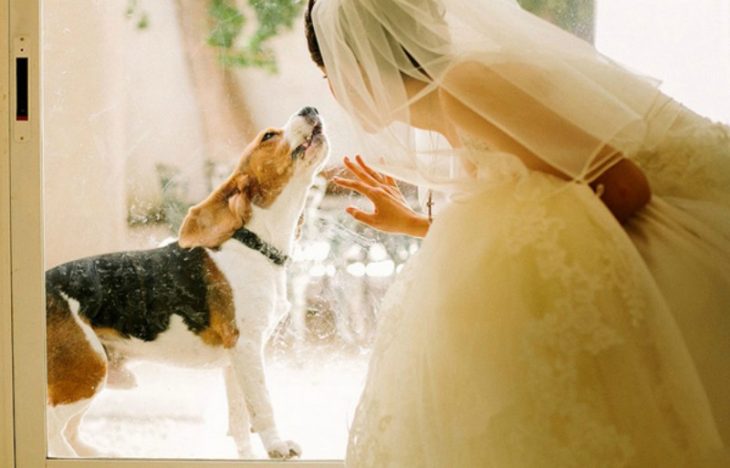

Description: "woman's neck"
403 77 461 147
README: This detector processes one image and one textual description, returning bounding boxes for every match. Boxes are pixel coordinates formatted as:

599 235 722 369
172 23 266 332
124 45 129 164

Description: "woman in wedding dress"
305 0 730 466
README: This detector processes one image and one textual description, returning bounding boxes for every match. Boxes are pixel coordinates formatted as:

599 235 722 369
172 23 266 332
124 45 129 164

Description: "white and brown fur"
45 107 329 459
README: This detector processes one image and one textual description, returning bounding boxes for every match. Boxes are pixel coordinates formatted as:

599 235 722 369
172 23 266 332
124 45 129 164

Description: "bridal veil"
311 0 672 187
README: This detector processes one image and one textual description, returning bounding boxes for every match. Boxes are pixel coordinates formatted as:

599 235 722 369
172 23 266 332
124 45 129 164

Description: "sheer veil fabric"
311 0 730 466
312 0 668 187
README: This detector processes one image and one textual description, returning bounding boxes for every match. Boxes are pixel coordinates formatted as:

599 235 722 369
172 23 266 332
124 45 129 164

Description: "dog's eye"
261 131 277 142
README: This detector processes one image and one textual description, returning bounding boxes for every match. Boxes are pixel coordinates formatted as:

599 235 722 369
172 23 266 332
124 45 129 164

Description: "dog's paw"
266 439 301 460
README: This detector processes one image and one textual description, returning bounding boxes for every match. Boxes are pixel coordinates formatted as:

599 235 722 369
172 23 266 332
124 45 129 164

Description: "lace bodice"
632 99 730 201
457 132 529 182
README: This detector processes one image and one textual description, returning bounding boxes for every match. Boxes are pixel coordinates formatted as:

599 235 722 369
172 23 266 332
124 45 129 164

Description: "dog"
45 106 328 459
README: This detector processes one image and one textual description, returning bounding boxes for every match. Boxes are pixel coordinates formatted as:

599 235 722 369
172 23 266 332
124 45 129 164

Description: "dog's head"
178 107 329 248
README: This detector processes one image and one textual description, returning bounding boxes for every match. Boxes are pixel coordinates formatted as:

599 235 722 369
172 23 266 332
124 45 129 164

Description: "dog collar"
231 227 289 266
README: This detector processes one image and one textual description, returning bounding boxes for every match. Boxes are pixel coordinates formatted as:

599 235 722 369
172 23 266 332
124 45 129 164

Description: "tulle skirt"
627 110 730 448
346 116 730 466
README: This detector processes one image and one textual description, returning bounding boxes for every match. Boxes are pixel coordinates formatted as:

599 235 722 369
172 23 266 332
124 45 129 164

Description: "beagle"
45 107 329 459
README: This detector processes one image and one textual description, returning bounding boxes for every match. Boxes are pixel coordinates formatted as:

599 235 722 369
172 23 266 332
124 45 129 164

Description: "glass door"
7 0 729 466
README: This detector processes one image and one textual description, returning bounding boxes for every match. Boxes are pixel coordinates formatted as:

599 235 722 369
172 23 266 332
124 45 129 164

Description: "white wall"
596 0 730 124
43 1 209 267
42 1 355 267
119 0 209 215
43 1 128 267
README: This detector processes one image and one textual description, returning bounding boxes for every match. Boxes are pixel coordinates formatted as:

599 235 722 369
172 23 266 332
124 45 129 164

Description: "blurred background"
42 0 730 460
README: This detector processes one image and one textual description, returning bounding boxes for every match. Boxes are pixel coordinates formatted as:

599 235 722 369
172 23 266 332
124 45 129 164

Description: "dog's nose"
299 106 319 117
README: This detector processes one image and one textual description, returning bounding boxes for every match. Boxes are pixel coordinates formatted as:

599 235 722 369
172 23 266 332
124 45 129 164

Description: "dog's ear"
178 173 252 248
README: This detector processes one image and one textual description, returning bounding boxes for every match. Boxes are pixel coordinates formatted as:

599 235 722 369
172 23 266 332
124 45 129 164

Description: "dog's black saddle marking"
46 243 211 342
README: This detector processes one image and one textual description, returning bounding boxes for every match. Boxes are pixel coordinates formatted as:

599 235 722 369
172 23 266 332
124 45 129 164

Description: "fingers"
345 206 378 227
343 156 380 186
354 155 386 183
333 176 376 198
343 154 403 190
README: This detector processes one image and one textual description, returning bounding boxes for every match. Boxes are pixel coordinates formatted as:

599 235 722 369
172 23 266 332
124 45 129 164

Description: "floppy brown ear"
178 173 252 248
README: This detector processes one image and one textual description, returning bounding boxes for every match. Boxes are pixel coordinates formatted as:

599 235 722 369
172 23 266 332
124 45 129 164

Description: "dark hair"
305 0 325 68
305 0 439 78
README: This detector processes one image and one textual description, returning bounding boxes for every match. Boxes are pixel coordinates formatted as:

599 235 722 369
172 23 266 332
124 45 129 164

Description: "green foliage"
125 0 150 31
125 0 303 72
208 0 305 73
517 0 595 41
208 0 246 49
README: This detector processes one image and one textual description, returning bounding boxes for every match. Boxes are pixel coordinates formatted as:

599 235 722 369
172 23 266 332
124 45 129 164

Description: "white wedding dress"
346 96 730 467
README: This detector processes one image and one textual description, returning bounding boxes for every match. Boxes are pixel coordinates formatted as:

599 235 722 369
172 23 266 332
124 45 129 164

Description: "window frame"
2 1 343 466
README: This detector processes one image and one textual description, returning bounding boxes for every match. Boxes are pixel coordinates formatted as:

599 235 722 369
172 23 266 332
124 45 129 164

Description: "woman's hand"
333 156 430 238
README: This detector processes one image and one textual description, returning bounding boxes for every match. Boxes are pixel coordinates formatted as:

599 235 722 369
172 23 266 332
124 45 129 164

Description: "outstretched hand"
333 156 430 238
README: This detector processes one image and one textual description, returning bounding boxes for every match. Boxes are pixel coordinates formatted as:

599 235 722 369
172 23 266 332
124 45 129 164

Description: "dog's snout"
299 106 319 118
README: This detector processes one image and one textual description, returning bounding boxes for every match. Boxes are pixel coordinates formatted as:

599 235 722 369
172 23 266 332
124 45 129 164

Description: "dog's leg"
64 401 102 457
224 365 255 458
47 403 80 457
47 397 99 458
228 338 301 459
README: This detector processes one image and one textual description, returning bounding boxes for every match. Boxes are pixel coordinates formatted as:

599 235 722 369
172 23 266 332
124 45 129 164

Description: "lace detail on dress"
368 251 419 359
457 132 529 185
488 184 648 467
348 182 659 467
632 116 730 201
346 251 423 467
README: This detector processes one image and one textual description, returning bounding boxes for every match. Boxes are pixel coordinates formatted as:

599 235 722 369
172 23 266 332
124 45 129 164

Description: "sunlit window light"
366 260 396 277
346 262 367 277
596 0 730 124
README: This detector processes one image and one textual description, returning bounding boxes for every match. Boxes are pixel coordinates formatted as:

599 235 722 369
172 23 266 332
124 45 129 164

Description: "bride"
305 0 730 466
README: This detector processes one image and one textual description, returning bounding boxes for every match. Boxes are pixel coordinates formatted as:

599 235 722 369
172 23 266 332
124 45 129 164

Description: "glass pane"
41 0 729 463
42 0 417 460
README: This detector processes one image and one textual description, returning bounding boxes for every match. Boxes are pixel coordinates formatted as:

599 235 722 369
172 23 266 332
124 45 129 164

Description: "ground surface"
77 352 369 460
